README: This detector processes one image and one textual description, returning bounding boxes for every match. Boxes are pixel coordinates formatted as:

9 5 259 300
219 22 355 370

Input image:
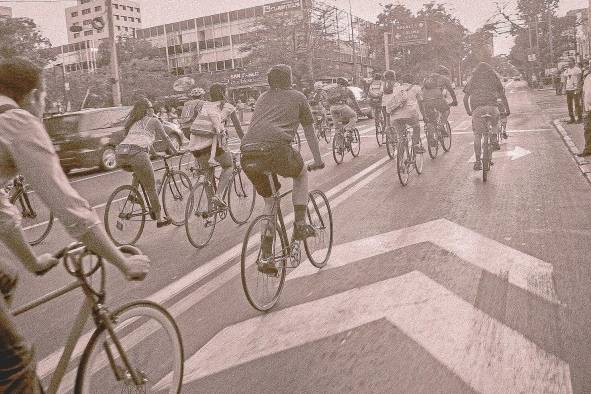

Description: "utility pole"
548 11 554 70
384 31 390 70
106 0 121 106
348 0 357 85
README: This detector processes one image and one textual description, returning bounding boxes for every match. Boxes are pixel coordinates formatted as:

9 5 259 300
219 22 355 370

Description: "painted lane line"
453 128 553 135
155 271 571 393
294 218 559 305
36 154 391 379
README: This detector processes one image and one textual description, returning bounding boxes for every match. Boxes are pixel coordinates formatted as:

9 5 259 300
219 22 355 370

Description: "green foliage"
0 17 53 66
97 37 163 68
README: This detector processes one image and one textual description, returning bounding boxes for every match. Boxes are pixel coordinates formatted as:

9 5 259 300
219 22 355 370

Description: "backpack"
383 80 395 95
326 85 347 105
368 80 383 99
180 99 204 129
385 84 412 114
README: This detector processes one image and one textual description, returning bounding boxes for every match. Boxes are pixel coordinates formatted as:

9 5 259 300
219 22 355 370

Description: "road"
5 80 591 393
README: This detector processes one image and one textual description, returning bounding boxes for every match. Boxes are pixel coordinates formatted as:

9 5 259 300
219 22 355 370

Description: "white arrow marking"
468 145 531 162
298 218 559 305
154 271 571 393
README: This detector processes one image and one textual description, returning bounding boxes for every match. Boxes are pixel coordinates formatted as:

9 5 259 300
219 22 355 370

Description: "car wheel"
100 146 118 171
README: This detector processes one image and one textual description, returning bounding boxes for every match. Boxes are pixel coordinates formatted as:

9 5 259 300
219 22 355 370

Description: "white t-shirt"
564 66 582 91
188 101 236 151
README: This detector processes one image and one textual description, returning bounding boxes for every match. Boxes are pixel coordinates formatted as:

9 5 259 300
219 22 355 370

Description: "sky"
2 0 589 55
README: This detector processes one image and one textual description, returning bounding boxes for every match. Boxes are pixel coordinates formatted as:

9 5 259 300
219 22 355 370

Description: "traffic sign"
389 21 428 47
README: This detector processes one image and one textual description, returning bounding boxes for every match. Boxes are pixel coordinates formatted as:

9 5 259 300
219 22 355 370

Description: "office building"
0 6 12 17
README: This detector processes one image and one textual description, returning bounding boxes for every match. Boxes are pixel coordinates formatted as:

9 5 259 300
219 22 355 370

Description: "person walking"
578 65 591 157
564 58 583 124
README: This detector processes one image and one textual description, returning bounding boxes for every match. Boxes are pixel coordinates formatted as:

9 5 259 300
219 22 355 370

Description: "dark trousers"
583 112 591 154
566 90 582 121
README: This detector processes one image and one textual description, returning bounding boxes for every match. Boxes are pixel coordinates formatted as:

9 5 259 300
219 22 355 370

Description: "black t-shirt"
463 75 504 110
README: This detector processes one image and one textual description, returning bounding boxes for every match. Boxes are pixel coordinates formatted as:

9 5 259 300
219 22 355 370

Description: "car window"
43 115 80 138
79 108 130 130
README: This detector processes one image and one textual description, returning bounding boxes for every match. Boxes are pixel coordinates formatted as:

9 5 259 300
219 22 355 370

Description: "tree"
97 37 163 68
0 17 53 65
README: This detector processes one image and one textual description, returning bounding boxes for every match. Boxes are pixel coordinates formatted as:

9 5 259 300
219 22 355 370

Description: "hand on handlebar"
307 161 325 171
121 253 150 281
34 253 59 276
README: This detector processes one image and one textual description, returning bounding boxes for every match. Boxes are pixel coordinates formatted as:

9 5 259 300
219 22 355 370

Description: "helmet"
313 81 324 90
189 87 205 98
383 70 396 80
436 65 450 76
336 77 349 86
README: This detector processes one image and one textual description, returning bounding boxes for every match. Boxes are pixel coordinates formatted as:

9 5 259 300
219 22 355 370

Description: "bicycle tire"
18 188 54 246
323 124 331 143
75 300 184 394
304 190 333 268
332 132 345 164
482 134 489 182
241 214 287 311
185 182 216 249
104 185 146 246
414 141 424 175
292 132 301 152
397 139 410 186
162 170 192 226
426 123 439 159
375 117 384 147
385 127 396 159
228 171 256 225
350 128 361 157
441 121 452 152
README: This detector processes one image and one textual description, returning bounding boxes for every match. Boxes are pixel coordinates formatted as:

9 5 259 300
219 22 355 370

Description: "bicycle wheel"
228 171 256 225
414 141 424 175
75 300 183 394
241 215 287 311
18 187 54 246
332 131 345 164
322 124 331 143
397 139 410 186
385 127 396 159
426 123 439 159
292 132 301 152
304 190 333 268
104 185 146 246
441 121 452 152
350 128 361 157
185 182 216 249
375 116 384 147
482 134 490 182
162 170 192 226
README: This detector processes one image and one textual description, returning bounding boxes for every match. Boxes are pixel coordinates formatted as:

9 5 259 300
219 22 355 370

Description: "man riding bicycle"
386 74 425 153
309 81 328 128
463 62 510 171
179 87 206 140
421 65 458 135
240 64 324 275
367 72 385 124
326 77 363 138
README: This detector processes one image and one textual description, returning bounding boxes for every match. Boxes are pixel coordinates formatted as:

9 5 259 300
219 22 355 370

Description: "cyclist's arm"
346 89 363 113
229 111 244 139
300 99 322 165
463 93 472 115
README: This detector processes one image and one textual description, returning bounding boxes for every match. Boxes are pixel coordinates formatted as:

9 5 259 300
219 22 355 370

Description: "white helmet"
313 81 324 90
189 87 205 98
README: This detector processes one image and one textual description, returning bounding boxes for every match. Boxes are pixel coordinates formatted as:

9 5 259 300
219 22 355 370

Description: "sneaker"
502 132 508 139
257 236 278 275
293 223 317 241
156 217 172 228
414 145 425 154
473 160 482 171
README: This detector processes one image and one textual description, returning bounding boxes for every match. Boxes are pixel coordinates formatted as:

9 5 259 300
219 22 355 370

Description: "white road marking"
154 271 571 393
454 128 553 135
468 145 531 162
295 218 559 304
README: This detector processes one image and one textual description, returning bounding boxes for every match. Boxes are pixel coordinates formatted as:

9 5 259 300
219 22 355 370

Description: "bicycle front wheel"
185 182 216 249
426 123 439 159
385 127 396 159
228 171 256 225
104 185 146 246
162 170 192 226
241 215 287 311
375 117 384 146
397 140 410 186
323 124 331 143
441 121 452 152
304 190 333 268
350 128 361 157
18 186 54 246
75 301 183 394
332 131 345 164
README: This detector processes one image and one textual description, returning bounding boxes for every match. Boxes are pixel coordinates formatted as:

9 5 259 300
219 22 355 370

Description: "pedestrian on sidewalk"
564 58 583 124
577 64 591 157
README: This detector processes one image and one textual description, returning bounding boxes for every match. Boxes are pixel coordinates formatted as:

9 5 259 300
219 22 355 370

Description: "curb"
552 118 591 185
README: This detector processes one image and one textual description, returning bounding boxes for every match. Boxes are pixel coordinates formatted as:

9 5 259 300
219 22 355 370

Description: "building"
566 8 590 61
136 0 375 95
65 0 142 46
0 6 12 17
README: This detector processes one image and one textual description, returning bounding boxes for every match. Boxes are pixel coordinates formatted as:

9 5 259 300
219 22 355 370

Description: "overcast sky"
2 0 589 55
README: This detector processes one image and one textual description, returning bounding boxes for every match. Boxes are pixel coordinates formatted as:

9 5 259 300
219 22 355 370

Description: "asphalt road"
5 80 591 393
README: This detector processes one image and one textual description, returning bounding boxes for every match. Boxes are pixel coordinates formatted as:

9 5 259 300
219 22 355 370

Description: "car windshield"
43 115 79 137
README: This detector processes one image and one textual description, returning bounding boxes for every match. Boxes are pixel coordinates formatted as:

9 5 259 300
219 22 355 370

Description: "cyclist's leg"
489 106 501 148
129 152 164 222
330 105 343 133
192 149 216 211
436 99 451 135
214 148 233 202
341 105 357 132
471 107 487 168
409 115 422 147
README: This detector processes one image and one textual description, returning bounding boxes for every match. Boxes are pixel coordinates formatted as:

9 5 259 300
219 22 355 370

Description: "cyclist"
179 87 206 140
187 83 244 208
497 98 509 140
326 77 363 139
0 57 149 393
240 64 324 274
367 72 385 124
386 74 424 153
463 62 510 171
381 70 399 130
421 65 458 135
116 98 179 227
309 81 328 130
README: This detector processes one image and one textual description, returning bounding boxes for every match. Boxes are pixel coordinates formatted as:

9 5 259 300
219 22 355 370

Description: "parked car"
43 107 184 174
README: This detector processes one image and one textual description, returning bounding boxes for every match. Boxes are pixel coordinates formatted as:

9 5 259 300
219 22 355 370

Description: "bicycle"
6 175 54 246
385 123 397 159
422 104 452 159
12 242 183 393
332 124 361 164
240 167 334 311
185 152 256 248
104 153 192 246
396 124 424 186
314 111 331 143
373 105 387 147
481 114 495 182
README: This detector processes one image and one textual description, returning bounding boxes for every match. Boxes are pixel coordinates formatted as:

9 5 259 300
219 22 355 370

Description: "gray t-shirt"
242 88 313 145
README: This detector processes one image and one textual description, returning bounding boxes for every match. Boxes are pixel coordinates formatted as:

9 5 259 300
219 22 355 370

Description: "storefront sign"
227 70 266 88
263 0 302 14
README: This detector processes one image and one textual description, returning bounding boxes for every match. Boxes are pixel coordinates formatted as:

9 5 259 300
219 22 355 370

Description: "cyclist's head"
125 97 154 132
336 77 349 87
189 87 205 99
471 62 498 84
568 57 575 67
383 70 396 81
209 83 227 101
400 74 414 84
267 64 292 89
0 57 45 116
373 72 382 80
313 81 324 90
436 65 450 76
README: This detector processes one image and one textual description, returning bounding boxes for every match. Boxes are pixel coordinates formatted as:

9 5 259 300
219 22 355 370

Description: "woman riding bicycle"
187 83 244 208
116 98 179 227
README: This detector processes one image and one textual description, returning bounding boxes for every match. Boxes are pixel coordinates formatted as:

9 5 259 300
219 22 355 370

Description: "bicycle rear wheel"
375 117 384 147
18 186 54 246
332 131 345 164
482 133 490 182
397 140 410 186
426 123 439 159
385 127 396 159
185 182 216 249
292 132 301 152
104 185 146 246
322 124 331 143
441 121 452 152
304 190 333 268
350 128 361 157
228 170 256 225
414 141 424 175
241 215 287 311
75 301 183 394
162 170 192 226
